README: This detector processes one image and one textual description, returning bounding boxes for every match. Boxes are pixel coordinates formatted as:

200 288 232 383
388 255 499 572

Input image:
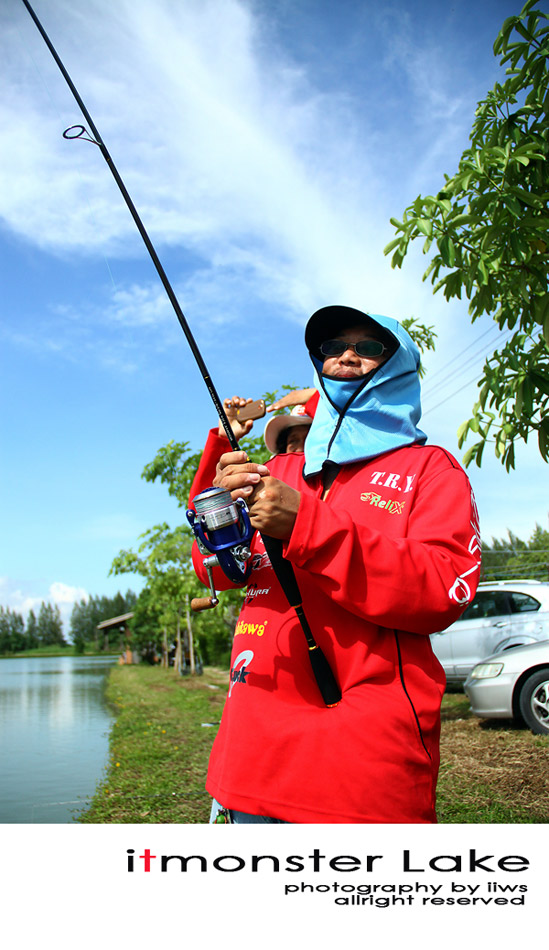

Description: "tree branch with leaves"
384 0 549 470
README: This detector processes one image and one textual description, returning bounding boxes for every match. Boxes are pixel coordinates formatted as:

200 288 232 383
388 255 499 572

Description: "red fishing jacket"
189 430 480 823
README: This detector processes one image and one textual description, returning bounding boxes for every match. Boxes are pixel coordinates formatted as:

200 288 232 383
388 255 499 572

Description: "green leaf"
462 444 477 468
437 198 453 213
540 416 549 461
439 234 456 266
448 213 480 228
530 370 549 396
415 218 433 238
538 422 549 460
494 16 518 55
514 380 524 419
523 375 534 415
504 195 523 217
477 258 490 285
456 420 470 446
469 416 480 433
509 187 543 208
533 292 549 331
383 237 403 256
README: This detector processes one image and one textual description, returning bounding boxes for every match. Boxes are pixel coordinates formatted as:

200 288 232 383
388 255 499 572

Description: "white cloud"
2 0 511 427
0 0 445 321
0 577 89 632
0 578 43 618
49 581 89 606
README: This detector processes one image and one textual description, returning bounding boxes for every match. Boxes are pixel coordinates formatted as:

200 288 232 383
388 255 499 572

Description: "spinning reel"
186 486 255 610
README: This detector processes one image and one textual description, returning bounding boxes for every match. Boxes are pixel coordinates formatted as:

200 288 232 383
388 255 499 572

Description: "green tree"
69 590 138 652
482 523 549 580
110 523 206 671
0 607 26 653
129 587 165 664
384 0 549 470
9 611 26 652
36 601 65 646
70 598 93 652
0 608 9 654
25 609 39 649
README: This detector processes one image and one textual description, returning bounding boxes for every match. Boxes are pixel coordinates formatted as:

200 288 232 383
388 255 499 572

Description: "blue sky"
1 0 547 632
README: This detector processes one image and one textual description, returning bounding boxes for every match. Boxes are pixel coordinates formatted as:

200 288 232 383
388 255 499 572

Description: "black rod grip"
261 534 302 606
307 642 342 707
263 536 341 706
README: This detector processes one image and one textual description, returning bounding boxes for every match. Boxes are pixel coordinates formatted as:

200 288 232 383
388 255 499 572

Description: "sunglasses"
319 339 388 358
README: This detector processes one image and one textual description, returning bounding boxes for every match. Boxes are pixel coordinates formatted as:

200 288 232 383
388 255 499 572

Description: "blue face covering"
303 313 427 477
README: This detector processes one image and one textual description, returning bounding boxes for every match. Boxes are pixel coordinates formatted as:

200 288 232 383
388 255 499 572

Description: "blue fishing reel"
187 487 255 608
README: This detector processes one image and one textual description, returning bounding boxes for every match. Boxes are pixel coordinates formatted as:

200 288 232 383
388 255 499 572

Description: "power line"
482 552 549 556
421 329 516 417
422 370 482 417
422 327 514 402
422 324 508 391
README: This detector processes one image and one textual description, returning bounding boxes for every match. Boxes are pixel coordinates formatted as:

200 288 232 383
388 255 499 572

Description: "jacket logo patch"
243 585 271 606
228 649 254 697
360 492 406 515
235 620 268 637
369 471 416 493
251 552 271 572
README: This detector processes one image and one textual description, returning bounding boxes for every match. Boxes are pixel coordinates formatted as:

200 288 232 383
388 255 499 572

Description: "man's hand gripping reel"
186 487 254 611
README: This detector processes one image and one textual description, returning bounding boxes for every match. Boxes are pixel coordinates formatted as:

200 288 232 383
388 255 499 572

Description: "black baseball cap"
305 305 398 360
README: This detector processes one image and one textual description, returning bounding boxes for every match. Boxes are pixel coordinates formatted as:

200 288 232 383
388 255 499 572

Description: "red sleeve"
188 428 244 592
304 390 319 418
187 429 231 507
284 465 480 635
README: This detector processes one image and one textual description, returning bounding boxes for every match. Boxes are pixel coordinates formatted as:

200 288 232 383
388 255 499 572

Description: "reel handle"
191 596 219 611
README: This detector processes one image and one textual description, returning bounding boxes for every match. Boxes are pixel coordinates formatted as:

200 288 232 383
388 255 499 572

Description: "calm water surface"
0 656 117 823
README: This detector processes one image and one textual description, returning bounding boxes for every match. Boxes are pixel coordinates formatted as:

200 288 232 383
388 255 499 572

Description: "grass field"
79 665 549 824
79 665 227 823
437 690 549 823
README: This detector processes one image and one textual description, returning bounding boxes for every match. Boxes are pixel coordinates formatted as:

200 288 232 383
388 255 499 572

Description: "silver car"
464 639 549 735
430 580 549 685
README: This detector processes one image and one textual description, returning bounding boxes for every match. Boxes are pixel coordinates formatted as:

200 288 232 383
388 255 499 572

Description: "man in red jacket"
190 305 481 824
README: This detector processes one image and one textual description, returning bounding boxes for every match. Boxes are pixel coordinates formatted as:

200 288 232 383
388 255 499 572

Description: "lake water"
0 655 117 823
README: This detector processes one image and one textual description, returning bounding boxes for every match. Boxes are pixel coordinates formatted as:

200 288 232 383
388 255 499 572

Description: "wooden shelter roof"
96 612 134 630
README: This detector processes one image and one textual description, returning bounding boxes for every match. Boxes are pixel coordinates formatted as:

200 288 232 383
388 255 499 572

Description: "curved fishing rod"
20 0 341 707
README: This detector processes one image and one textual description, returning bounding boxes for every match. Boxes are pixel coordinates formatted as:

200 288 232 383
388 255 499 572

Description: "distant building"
96 612 136 662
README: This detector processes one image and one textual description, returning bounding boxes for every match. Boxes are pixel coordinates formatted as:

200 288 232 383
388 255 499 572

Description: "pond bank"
78 664 229 823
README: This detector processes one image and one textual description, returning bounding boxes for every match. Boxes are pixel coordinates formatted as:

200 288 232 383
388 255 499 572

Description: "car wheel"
518 669 549 735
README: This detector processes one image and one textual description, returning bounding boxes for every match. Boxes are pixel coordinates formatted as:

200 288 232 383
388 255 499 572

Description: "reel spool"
186 487 255 609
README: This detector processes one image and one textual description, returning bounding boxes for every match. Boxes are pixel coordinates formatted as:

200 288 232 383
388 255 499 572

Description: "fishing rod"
20 0 341 707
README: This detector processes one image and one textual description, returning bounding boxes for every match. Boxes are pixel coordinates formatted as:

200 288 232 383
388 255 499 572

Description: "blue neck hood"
303 310 427 477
